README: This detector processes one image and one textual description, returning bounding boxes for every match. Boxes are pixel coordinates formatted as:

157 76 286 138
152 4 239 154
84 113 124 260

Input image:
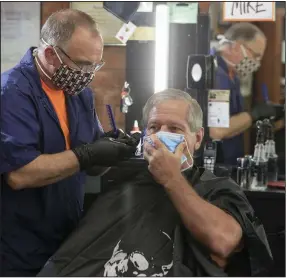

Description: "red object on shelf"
268 181 285 188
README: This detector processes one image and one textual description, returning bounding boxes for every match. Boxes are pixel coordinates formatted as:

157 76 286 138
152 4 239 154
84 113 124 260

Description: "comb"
106 104 118 135
261 83 269 102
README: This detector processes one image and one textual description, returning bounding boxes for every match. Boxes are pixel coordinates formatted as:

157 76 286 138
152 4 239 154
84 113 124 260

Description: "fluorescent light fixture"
154 4 169 93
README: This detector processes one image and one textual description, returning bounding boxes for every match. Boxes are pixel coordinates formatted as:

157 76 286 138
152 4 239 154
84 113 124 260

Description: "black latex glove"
104 129 141 147
72 137 137 170
250 103 285 123
104 129 121 139
129 132 141 146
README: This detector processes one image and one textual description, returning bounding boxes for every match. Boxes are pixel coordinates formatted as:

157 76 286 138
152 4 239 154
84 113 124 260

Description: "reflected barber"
210 23 284 165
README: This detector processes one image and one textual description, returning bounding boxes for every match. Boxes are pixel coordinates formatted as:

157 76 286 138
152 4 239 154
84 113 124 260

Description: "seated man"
38 89 273 277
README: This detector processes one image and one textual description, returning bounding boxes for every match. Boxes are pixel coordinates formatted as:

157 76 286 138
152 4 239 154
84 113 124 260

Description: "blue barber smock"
212 49 245 165
0 48 104 276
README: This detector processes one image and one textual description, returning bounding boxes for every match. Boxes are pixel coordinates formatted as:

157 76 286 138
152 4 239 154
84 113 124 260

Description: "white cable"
217 34 233 45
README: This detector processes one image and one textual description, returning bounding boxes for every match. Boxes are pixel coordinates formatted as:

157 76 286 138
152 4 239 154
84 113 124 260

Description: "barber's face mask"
217 35 260 79
35 39 95 96
144 131 193 172
234 45 261 78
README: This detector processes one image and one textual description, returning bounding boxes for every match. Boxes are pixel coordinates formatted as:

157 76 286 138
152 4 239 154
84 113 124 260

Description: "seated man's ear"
195 127 204 150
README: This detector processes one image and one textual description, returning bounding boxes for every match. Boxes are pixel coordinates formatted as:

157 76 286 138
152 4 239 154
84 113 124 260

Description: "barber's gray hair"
224 22 266 43
40 9 99 49
142 89 203 132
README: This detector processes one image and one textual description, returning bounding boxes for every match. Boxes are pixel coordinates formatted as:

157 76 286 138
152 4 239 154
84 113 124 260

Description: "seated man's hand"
72 137 137 170
143 134 185 186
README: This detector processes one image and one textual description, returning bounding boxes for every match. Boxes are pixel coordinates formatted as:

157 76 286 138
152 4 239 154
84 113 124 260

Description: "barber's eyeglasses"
243 44 262 61
56 46 105 72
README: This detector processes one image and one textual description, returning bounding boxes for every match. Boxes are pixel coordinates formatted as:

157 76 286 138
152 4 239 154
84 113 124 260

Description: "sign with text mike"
223 2 275 22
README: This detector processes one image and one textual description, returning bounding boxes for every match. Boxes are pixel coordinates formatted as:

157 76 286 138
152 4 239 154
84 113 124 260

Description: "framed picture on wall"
218 2 232 28
71 2 126 45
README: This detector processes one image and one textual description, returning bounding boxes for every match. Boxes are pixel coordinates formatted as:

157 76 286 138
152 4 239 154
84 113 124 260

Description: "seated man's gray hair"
142 88 203 132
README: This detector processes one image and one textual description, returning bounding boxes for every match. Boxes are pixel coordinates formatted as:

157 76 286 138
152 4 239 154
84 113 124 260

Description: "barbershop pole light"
154 4 169 93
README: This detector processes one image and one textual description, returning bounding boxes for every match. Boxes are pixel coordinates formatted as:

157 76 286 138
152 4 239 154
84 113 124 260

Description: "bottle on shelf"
130 120 142 157
252 121 268 190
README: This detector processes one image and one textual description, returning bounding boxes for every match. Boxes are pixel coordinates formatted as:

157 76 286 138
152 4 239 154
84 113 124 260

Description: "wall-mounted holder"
186 54 217 90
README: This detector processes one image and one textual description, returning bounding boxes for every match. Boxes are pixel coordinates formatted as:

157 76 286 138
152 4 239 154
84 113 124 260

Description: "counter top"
244 186 285 199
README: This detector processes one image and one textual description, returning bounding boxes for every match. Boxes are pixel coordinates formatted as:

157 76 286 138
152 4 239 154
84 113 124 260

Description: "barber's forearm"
6 151 80 190
210 112 252 140
164 175 242 258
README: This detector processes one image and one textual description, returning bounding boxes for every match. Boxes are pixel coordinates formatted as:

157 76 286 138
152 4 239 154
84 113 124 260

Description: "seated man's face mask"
144 131 194 172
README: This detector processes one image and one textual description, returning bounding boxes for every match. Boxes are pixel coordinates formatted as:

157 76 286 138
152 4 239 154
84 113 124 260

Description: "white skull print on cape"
104 231 173 277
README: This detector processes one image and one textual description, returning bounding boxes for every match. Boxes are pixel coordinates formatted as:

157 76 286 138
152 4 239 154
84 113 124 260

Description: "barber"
0 9 138 277
210 23 284 165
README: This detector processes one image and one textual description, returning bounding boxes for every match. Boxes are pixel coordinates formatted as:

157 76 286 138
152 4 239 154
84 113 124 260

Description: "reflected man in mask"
210 23 284 165
1 9 139 277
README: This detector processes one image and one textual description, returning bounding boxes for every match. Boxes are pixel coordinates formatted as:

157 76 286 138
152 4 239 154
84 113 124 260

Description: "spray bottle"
130 120 142 156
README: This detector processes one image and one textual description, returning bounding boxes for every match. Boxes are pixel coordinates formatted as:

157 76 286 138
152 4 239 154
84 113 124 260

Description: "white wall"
1 2 41 73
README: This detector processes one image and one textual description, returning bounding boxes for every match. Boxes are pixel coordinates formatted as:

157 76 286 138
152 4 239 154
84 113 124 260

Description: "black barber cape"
38 167 273 277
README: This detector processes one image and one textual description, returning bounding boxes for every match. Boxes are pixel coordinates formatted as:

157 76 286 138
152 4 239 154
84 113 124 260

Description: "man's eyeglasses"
243 44 262 60
56 46 105 72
